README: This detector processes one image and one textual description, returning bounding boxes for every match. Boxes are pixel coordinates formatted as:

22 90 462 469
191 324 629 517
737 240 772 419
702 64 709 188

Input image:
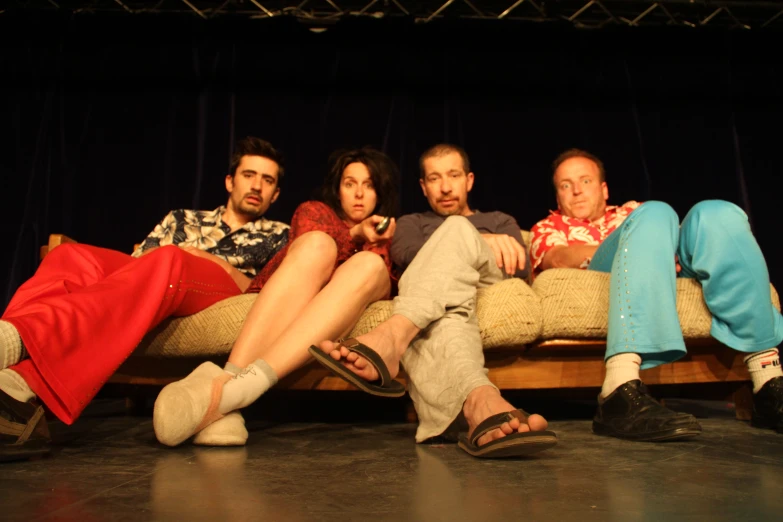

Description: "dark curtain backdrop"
2 12 782 310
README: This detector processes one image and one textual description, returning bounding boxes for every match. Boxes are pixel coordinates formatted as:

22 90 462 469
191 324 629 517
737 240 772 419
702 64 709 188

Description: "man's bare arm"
540 244 600 270
540 244 681 273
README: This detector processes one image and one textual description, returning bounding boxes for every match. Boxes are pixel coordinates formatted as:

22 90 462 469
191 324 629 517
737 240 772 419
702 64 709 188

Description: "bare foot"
314 315 420 382
463 385 549 448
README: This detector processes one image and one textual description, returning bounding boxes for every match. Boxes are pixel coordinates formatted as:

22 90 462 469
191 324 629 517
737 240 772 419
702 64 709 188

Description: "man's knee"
46 243 82 262
441 215 473 231
152 244 184 258
429 215 477 242
145 245 187 266
45 243 105 268
687 200 746 226
633 201 679 226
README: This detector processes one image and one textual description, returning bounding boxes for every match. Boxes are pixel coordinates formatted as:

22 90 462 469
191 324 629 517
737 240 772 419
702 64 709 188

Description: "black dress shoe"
751 376 783 433
593 380 702 441
0 389 51 463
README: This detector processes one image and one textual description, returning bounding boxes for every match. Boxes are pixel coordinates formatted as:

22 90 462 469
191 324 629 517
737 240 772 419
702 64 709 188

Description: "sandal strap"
18 405 44 444
469 409 529 446
0 404 44 443
340 338 391 387
0 416 25 438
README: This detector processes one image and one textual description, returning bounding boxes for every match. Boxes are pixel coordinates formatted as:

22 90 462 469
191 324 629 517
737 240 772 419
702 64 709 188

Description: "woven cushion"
533 268 782 340
348 278 542 349
136 278 542 357
135 294 257 357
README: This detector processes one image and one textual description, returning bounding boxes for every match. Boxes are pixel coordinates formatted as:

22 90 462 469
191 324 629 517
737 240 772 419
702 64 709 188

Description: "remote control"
375 216 391 234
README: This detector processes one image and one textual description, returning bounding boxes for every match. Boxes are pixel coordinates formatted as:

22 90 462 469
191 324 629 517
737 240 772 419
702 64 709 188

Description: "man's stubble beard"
237 200 264 219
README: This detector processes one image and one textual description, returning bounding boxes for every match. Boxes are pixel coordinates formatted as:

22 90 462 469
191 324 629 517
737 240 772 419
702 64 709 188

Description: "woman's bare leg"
160 252 389 446
254 251 390 378
227 231 338 368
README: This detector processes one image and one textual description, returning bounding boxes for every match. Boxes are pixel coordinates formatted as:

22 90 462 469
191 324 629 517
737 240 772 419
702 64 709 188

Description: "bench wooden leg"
406 402 418 424
733 383 754 421
125 392 150 416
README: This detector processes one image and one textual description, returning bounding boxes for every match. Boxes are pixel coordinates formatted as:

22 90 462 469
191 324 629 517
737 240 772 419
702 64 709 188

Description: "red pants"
2 244 241 424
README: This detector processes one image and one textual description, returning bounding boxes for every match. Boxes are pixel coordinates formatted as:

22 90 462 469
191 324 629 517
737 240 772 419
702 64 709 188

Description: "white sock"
218 359 278 414
0 320 27 369
224 361 242 376
744 349 783 393
601 352 642 399
0 368 36 403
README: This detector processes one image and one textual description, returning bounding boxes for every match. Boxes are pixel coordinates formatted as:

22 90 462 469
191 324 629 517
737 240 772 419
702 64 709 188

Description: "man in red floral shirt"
531 148 783 441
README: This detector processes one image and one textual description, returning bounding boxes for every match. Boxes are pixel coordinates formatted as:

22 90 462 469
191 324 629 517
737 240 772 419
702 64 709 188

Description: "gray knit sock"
0 320 27 370
0 369 36 403
218 359 278 414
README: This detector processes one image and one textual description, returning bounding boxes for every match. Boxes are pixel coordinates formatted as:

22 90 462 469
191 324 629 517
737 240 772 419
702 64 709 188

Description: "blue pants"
589 200 783 370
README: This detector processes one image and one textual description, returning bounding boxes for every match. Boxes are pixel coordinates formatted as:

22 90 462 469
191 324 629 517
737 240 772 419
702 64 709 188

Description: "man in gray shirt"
311 144 557 458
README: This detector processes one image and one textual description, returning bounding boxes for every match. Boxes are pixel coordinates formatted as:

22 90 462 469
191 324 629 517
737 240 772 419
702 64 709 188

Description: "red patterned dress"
245 201 393 296
529 201 641 275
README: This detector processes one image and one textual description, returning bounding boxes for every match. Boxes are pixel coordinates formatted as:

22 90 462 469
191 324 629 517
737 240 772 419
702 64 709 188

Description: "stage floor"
2 397 781 521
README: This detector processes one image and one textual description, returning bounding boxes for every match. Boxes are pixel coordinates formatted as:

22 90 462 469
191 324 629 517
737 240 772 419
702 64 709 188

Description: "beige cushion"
136 294 257 357
348 278 542 348
136 278 543 357
520 229 531 248
533 268 782 340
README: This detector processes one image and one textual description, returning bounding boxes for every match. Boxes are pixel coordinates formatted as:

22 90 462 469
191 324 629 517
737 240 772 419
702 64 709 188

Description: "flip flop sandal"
0 389 52 463
458 409 558 458
309 338 406 398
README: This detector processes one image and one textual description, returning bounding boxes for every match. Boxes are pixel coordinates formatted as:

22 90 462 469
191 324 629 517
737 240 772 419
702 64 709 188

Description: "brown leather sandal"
0 389 52 463
458 409 558 458
309 338 406 398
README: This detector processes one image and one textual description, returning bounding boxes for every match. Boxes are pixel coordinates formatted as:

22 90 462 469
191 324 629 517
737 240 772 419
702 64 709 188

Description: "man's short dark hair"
229 137 285 184
322 147 399 218
419 144 471 179
551 148 605 186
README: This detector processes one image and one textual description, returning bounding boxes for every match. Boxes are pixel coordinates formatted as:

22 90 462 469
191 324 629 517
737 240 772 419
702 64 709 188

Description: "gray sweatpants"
394 216 506 442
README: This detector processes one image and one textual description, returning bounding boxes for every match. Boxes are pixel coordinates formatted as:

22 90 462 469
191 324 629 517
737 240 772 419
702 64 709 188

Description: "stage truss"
3 0 783 29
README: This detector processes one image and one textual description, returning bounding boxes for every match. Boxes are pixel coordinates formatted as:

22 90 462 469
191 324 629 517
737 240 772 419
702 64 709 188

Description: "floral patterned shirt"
529 201 642 273
131 206 289 277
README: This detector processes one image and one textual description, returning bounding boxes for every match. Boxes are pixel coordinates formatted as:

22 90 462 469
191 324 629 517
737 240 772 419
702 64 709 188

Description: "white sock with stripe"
744 349 783 393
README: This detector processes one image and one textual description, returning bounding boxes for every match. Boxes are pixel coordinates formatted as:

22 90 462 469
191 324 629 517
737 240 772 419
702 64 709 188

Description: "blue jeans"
589 200 783 370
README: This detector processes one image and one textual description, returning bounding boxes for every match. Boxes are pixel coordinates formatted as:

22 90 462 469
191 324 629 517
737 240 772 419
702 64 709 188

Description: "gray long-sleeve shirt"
390 211 531 280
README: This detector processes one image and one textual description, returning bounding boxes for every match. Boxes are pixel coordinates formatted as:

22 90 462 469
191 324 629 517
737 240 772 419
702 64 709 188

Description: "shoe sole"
592 422 702 442
0 440 51 463
192 413 248 446
750 415 783 434
458 434 558 458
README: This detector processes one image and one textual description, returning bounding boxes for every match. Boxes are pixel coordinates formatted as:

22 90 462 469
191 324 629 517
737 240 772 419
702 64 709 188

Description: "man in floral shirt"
0 137 289 461
531 148 783 441
133 206 287 280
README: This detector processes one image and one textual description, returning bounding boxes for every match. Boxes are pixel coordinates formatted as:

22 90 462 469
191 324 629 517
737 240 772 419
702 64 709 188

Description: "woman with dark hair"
153 147 399 447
